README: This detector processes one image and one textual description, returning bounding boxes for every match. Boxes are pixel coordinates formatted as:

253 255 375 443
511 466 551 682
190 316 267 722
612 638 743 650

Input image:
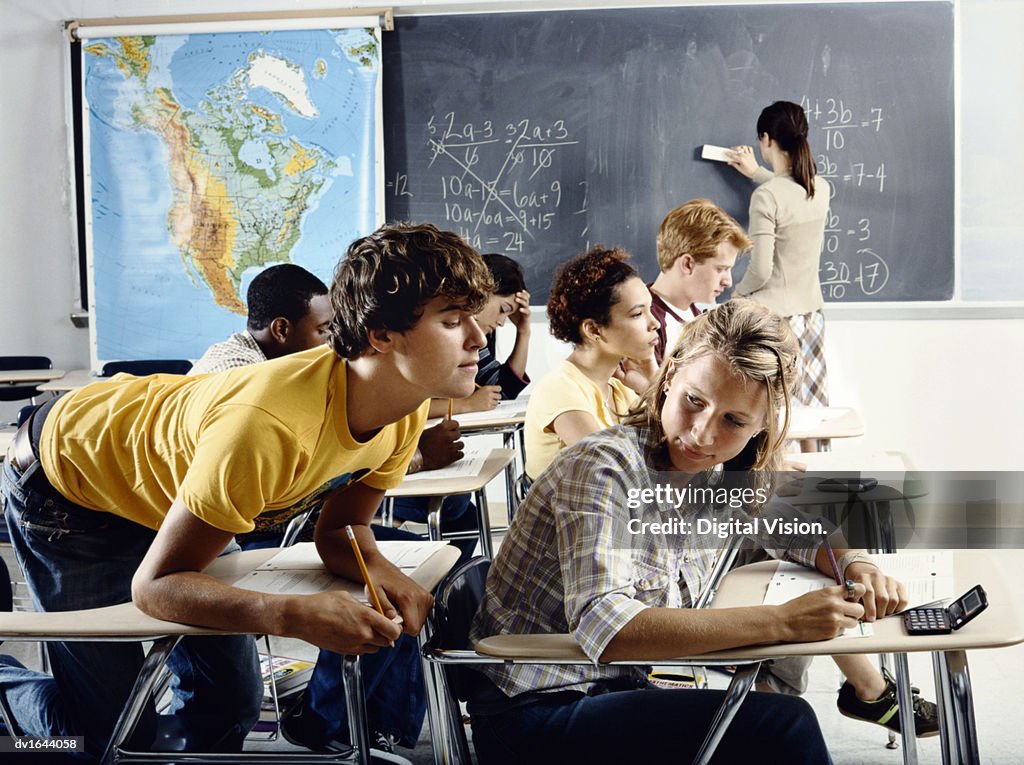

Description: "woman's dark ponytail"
757 101 816 199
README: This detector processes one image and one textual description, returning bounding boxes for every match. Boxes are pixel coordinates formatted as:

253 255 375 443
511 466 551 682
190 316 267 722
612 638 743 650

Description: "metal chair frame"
420 553 761 765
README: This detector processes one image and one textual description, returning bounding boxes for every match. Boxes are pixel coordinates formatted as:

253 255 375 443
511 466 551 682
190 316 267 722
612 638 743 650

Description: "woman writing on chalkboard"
728 100 831 412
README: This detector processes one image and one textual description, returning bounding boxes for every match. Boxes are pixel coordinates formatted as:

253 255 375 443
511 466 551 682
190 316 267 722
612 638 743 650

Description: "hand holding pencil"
344 525 434 634
821 535 909 621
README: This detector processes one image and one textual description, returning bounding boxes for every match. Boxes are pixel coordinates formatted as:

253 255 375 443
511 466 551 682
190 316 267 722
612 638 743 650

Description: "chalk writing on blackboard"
384 5 954 302
802 95 892 299
388 112 589 256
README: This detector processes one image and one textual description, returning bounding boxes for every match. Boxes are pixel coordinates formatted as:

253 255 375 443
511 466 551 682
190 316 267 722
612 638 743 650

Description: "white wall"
2 0 1021 470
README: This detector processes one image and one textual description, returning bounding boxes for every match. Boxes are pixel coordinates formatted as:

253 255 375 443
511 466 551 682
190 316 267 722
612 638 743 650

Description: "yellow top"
40 345 426 533
524 359 636 480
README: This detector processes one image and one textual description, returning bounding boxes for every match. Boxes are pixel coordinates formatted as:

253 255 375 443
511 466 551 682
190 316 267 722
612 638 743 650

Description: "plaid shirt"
189 332 267 375
470 424 818 699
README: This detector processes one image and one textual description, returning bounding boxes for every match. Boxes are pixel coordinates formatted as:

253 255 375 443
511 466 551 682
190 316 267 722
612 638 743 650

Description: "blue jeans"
470 686 832 765
298 639 426 748
0 459 262 762
238 522 427 747
391 493 477 564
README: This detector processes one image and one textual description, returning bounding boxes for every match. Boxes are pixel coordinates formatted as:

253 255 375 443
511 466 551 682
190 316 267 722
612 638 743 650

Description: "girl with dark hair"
523 246 659 480
728 100 832 412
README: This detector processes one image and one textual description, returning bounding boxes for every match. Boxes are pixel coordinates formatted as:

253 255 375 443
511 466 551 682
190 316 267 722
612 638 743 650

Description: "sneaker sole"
837 708 941 738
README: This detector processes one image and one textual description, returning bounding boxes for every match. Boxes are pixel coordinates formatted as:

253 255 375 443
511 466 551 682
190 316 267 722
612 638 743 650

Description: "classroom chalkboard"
383 3 954 303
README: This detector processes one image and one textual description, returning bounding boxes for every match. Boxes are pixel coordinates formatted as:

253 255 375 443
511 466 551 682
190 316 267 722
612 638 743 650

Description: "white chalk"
701 144 734 162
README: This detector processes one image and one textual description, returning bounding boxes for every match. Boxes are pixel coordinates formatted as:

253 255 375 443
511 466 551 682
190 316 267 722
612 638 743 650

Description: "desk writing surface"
474 550 1022 662
37 369 96 392
386 447 516 498
0 369 65 385
788 450 912 474
425 399 528 431
0 544 460 641
777 448 926 507
786 406 864 441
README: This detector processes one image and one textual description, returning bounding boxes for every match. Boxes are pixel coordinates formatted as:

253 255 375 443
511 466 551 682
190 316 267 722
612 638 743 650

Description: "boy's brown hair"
329 222 494 359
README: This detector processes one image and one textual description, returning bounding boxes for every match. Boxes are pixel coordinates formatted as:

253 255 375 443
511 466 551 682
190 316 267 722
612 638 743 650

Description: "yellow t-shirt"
524 359 637 480
39 345 427 533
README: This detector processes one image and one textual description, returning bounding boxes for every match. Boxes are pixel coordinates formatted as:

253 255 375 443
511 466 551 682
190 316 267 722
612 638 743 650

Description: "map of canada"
84 29 380 360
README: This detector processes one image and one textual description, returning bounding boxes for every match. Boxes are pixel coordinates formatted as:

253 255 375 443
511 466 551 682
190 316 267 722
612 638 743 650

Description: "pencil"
822 534 843 586
345 525 386 617
447 398 454 420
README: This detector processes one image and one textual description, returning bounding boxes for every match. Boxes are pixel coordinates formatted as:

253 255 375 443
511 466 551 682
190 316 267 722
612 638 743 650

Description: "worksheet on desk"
762 551 955 637
425 397 529 429
400 447 487 482
233 540 450 595
455 397 528 424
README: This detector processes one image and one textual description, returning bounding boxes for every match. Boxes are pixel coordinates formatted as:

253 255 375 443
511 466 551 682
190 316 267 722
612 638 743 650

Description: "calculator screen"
950 589 983 624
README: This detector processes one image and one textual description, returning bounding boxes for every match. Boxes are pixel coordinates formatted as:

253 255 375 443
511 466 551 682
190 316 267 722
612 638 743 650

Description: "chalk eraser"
701 144 733 162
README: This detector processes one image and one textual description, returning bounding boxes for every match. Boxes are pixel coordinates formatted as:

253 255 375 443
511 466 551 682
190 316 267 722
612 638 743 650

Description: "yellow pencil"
447 398 454 420
345 525 386 617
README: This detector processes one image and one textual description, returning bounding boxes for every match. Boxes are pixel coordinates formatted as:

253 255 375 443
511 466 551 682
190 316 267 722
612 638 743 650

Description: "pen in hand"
345 525 393 646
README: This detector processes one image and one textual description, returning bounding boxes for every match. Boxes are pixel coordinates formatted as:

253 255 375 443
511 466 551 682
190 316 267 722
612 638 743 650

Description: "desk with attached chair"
0 543 460 765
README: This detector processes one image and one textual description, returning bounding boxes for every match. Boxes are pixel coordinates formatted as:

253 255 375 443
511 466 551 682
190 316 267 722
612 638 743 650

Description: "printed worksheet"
252 540 449 573
762 551 956 637
400 447 487 482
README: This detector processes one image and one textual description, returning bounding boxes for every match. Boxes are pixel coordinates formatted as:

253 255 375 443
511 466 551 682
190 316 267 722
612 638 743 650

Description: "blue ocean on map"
85 28 379 361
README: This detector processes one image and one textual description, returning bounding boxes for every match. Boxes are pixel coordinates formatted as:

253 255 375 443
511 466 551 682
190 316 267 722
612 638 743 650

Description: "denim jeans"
298 638 426 748
0 459 262 762
470 686 833 765
239 522 427 747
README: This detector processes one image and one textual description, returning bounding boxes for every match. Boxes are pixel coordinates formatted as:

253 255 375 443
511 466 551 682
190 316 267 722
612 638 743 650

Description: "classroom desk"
426 398 528 517
0 368 65 386
476 550 1021 765
780 450 925 553
386 447 516 559
787 405 865 450
36 368 96 392
0 543 461 765
789 449 913 474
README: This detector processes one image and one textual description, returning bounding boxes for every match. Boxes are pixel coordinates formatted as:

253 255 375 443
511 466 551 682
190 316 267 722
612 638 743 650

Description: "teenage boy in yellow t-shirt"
0 222 494 759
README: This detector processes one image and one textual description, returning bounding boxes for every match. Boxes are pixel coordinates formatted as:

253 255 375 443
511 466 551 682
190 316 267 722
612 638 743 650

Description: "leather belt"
7 421 37 474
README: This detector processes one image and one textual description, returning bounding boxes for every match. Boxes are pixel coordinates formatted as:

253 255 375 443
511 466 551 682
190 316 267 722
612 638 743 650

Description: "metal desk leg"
517 426 526 466
425 497 446 543
417 628 447 765
343 656 371 765
932 649 956 765
932 650 980 765
417 629 470 765
876 500 897 553
474 489 494 560
692 662 760 765
104 635 182 765
893 651 919 765
501 430 516 519
503 459 516 523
